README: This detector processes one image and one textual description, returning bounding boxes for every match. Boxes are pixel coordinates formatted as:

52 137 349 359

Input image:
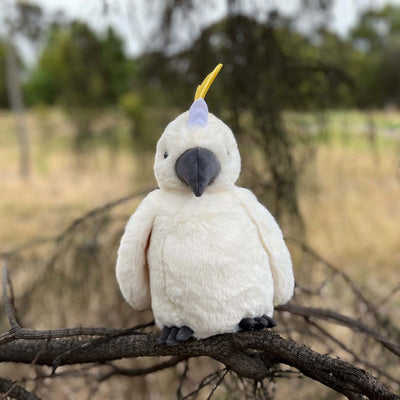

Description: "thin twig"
19 364 101 383
0 188 154 259
1 262 158 381
30 338 51 367
51 321 155 374
0 267 155 346
276 303 400 357
2 262 20 329
182 369 227 400
206 369 229 400
97 356 187 382
177 360 190 400
289 239 400 338
378 283 400 308
53 189 153 242
307 319 400 386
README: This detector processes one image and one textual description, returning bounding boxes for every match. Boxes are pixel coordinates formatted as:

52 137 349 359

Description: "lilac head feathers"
187 98 208 127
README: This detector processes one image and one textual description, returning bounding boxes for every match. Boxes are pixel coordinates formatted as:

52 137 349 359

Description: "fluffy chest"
147 191 270 311
148 191 265 270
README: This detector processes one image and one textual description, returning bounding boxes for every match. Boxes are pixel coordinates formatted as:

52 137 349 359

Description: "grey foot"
239 315 277 331
158 325 194 346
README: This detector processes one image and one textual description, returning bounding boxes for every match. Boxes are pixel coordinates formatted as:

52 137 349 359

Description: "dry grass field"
0 108 399 399
1 109 399 282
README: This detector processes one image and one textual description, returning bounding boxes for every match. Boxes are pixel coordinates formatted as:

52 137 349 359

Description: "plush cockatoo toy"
116 64 294 345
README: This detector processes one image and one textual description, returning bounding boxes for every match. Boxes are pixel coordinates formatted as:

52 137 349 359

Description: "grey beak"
175 147 221 197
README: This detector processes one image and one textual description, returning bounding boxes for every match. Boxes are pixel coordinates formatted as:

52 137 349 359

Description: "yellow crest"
194 63 223 101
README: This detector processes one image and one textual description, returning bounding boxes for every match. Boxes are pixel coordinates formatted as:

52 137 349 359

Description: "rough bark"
0 377 40 400
0 330 398 400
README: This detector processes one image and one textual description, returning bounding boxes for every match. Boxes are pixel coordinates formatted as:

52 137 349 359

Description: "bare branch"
0 266 154 346
276 304 400 357
1 267 399 398
97 356 187 381
50 321 155 374
0 330 398 400
0 213 399 399
181 368 228 400
0 377 40 400
289 239 400 338
52 188 154 243
0 324 155 346
378 283 400 308
206 369 229 400
2 262 21 329
307 319 400 386
0 188 154 259
177 360 189 399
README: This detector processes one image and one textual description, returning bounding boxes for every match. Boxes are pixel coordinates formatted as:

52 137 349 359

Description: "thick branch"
0 377 40 400
0 264 154 346
0 325 151 346
0 331 398 400
1 239 399 399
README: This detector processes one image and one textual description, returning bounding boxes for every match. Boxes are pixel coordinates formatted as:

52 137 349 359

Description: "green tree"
0 42 9 108
137 13 352 225
26 22 132 107
350 5 400 107
26 21 134 157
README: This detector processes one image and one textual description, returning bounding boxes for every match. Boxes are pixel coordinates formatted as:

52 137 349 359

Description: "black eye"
164 152 168 159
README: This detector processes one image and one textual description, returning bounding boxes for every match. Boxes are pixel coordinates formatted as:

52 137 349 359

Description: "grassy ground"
0 109 154 247
299 139 400 281
1 109 399 280
0 108 399 399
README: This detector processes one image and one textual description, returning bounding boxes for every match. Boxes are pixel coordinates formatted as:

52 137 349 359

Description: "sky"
11 0 400 62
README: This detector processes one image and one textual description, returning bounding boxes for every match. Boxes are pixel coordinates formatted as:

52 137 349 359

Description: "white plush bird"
116 64 294 345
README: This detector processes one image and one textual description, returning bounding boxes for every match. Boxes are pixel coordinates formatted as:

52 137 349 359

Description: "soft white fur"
116 111 294 339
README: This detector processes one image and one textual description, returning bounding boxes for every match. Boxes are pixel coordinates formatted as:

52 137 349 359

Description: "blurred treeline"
2 4 398 111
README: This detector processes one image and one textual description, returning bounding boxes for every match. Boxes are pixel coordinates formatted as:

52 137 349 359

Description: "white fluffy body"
116 111 294 339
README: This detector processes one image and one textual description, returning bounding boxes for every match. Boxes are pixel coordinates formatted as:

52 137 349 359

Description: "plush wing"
235 187 294 306
116 190 158 310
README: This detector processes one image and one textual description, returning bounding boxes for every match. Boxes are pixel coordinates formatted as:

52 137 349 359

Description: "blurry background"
0 0 399 399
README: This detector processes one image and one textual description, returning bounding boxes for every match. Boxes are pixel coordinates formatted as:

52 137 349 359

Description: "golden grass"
0 152 146 246
300 144 400 282
0 108 399 399
0 108 399 284
0 109 156 248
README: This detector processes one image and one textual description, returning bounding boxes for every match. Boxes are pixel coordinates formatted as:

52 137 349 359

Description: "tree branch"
288 239 400 339
1 248 399 399
276 304 400 357
307 319 400 386
0 264 154 346
50 321 155 374
0 188 154 259
0 377 40 400
2 262 20 329
0 330 398 400
97 356 187 382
